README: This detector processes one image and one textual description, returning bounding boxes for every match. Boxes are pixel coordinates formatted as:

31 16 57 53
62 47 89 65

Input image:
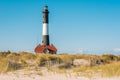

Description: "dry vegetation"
0 51 120 77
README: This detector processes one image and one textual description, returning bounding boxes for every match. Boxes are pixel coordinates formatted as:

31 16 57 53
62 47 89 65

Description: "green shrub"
101 54 118 63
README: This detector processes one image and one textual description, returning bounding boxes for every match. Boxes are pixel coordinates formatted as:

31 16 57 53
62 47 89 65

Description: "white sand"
0 68 120 80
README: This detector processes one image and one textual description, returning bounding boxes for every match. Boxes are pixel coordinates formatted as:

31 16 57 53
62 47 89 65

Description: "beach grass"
0 52 120 77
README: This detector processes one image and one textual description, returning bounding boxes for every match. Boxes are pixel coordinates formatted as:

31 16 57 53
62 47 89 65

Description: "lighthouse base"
34 44 57 54
42 35 49 45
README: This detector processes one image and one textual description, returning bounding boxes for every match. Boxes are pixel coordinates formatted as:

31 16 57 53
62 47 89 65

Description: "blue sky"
0 0 120 54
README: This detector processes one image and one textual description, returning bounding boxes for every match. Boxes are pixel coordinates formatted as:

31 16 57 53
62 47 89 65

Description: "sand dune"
0 68 120 80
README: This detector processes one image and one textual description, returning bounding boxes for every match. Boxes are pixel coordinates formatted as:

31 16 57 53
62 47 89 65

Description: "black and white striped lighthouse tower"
34 5 57 54
42 6 49 45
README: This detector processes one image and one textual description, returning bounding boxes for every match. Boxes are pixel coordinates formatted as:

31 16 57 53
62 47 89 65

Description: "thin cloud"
113 48 120 52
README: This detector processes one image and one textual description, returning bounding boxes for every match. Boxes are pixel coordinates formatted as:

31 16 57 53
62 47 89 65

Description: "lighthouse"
34 6 57 54
42 6 49 45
